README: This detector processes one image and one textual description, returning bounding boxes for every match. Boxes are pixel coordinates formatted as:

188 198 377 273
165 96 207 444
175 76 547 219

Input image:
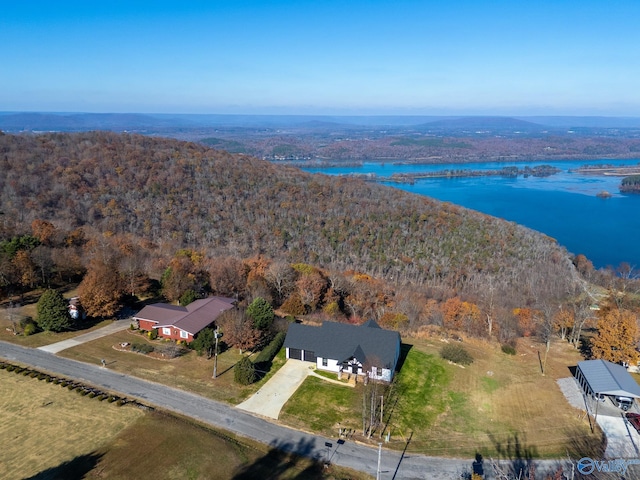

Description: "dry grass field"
0 370 144 480
398 336 605 459
0 369 369 480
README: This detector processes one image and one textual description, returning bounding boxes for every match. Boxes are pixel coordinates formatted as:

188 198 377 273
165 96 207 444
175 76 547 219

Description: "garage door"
303 350 316 362
288 348 302 360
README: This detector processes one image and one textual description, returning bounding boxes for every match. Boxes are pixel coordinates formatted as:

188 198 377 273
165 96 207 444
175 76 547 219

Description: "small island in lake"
620 175 640 193
596 190 612 198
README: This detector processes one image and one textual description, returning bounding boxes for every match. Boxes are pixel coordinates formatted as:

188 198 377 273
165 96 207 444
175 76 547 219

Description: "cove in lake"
304 159 640 270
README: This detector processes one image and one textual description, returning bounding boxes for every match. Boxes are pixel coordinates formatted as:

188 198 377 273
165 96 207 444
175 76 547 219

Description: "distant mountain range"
2 112 640 133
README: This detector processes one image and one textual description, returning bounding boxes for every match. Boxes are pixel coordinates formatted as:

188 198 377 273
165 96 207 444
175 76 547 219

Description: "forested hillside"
0 131 579 332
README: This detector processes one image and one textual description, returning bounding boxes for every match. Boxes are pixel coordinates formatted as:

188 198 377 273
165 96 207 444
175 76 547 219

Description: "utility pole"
376 442 382 480
212 327 223 379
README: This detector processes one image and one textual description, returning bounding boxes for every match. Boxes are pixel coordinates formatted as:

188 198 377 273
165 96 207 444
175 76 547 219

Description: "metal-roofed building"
284 320 401 382
576 359 640 409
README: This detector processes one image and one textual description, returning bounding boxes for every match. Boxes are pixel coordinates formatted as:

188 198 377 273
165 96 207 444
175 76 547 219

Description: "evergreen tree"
234 356 256 385
191 327 216 358
246 297 274 330
37 289 72 332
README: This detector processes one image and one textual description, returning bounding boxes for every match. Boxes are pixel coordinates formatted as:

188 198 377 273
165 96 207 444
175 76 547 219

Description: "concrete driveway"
236 359 313 419
37 319 132 354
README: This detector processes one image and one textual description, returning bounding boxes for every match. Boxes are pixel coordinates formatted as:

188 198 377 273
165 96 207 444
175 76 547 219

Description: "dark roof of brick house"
134 296 235 336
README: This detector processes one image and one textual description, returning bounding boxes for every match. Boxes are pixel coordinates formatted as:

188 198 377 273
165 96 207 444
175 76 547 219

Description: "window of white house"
376 367 382 376
322 358 328 367
180 330 188 339
162 328 171 336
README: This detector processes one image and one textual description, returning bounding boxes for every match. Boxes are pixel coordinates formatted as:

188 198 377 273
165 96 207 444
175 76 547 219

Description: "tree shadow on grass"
25 452 103 480
232 437 325 480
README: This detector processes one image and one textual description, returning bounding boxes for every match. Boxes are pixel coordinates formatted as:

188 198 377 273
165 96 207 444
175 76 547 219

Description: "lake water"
303 159 640 270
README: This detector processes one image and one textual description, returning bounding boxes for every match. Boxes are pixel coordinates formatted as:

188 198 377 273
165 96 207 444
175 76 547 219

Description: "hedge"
253 332 286 365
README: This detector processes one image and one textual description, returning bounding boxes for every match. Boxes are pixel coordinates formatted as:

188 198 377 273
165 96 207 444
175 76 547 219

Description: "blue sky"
2 1 639 115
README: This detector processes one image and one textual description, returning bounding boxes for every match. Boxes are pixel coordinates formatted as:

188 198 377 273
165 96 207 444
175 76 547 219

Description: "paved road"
0 341 567 479
37 319 132 353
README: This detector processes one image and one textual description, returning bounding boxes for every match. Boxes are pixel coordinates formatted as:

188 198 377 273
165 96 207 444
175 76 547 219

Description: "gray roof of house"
284 320 400 369
577 359 640 398
134 296 235 336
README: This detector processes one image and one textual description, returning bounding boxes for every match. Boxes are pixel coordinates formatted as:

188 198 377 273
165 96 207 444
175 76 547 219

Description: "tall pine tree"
37 289 72 332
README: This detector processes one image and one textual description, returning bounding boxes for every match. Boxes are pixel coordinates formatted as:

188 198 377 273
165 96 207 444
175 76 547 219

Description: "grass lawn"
57 329 286 404
0 368 369 480
281 336 605 460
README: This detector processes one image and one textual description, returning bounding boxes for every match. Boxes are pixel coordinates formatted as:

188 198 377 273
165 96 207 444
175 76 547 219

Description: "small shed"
575 359 640 401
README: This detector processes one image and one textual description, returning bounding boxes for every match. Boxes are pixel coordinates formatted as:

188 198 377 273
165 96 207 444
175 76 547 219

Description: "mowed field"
0 370 369 480
0 371 143 480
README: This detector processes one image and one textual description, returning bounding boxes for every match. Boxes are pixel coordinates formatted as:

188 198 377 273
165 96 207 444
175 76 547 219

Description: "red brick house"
133 296 235 343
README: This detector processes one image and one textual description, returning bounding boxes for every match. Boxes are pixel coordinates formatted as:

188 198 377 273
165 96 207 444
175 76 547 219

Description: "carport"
575 359 640 406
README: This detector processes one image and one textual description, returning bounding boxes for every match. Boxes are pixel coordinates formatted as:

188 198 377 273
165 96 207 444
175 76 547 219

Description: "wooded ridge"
0 131 577 312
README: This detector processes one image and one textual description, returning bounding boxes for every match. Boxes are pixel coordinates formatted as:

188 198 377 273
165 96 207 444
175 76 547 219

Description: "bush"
440 344 474 366
148 329 158 340
23 321 38 336
281 293 306 316
132 342 154 354
501 344 517 355
179 289 197 306
234 356 257 385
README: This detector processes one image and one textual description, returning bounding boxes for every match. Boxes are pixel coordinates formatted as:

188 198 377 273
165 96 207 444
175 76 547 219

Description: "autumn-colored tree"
12 250 37 289
208 256 246 297
161 251 208 302
281 292 306 316
218 309 262 354
31 219 57 246
77 260 123 318
590 307 639 364
295 270 327 311
442 297 482 335
379 311 409 330
513 307 541 337
553 307 574 340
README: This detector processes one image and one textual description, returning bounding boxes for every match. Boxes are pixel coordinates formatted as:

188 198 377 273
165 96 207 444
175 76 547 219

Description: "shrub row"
0 360 135 408
253 332 286 365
